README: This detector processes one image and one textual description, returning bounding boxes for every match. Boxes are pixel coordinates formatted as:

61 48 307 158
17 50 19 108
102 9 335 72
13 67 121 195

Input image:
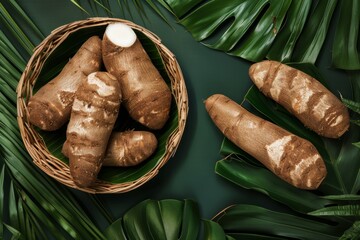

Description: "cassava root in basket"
27 36 102 131
63 130 158 167
103 131 158 167
205 94 327 190
249 60 350 138
102 22 172 130
63 72 121 188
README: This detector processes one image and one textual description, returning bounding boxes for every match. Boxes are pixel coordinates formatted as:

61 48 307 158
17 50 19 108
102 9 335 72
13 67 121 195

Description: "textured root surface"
249 60 350 138
205 94 327 189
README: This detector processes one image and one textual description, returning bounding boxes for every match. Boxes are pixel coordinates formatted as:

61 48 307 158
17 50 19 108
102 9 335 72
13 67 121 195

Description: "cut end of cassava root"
105 22 137 47
64 71 121 188
27 36 102 131
102 23 172 130
205 94 327 190
249 60 350 139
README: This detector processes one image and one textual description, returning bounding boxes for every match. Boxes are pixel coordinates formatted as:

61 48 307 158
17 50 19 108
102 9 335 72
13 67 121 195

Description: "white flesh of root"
105 23 137 48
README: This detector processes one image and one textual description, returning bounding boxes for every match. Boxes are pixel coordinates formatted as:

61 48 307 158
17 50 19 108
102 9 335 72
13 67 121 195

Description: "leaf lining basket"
17 17 188 194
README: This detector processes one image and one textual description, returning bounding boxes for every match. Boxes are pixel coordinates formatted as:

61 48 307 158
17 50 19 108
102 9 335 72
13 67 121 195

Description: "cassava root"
103 131 158 167
249 60 349 138
205 94 327 190
102 22 172 130
28 36 102 131
63 71 121 188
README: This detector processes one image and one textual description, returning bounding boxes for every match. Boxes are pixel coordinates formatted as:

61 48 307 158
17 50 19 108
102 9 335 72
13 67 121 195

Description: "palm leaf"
70 0 171 25
0 166 4 238
3 223 22 240
70 0 90 15
0 1 39 55
341 97 360 115
339 221 360 240
322 194 360 201
0 3 109 239
309 205 360 217
213 204 346 240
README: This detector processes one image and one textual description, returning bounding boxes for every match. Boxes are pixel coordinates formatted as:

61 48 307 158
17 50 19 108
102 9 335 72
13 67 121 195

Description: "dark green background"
15 0 352 229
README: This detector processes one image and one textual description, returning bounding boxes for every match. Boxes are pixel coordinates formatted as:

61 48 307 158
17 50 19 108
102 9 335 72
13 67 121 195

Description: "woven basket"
17 17 188 194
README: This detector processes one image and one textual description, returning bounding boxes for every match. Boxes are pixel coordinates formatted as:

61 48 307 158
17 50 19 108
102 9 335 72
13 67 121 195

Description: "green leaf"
70 0 172 26
3 223 22 240
145 201 168 240
353 142 360 149
215 156 331 213
228 0 291 62
144 0 172 26
104 218 128 240
7 0 44 39
163 0 351 65
339 221 360 240
0 2 34 55
157 199 184 240
70 0 90 15
106 199 200 239
267 0 311 62
341 97 360 115
123 199 155 239
213 204 343 240
292 0 338 63
226 233 286 240
19 190 67 240
0 20 106 240
203 220 227 240
9 181 19 233
332 0 360 70
164 0 202 18
179 199 200 240
177 0 292 62
0 166 4 238
309 205 360 217
351 120 360 127
322 194 360 201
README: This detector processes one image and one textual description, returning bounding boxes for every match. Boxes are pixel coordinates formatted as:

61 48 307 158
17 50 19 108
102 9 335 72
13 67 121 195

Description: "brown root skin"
28 36 102 131
102 23 171 130
103 131 158 167
249 60 350 138
205 94 327 190
63 131 158 167
64 71 121 188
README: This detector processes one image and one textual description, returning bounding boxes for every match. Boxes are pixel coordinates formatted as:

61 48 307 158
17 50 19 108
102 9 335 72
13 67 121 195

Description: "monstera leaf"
161 0 360 69
105 199 236 239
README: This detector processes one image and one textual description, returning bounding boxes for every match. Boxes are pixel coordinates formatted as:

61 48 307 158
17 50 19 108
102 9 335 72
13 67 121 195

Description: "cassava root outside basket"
17 17 188 194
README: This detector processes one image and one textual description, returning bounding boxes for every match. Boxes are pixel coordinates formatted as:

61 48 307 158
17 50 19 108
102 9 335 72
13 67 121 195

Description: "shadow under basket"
17 17 188 194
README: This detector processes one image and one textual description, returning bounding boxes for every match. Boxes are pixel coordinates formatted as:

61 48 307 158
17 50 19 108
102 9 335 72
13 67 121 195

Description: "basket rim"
16 17 188 194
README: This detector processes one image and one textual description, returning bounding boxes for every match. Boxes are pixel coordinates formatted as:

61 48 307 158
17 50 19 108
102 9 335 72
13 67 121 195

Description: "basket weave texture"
17 17 188 194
